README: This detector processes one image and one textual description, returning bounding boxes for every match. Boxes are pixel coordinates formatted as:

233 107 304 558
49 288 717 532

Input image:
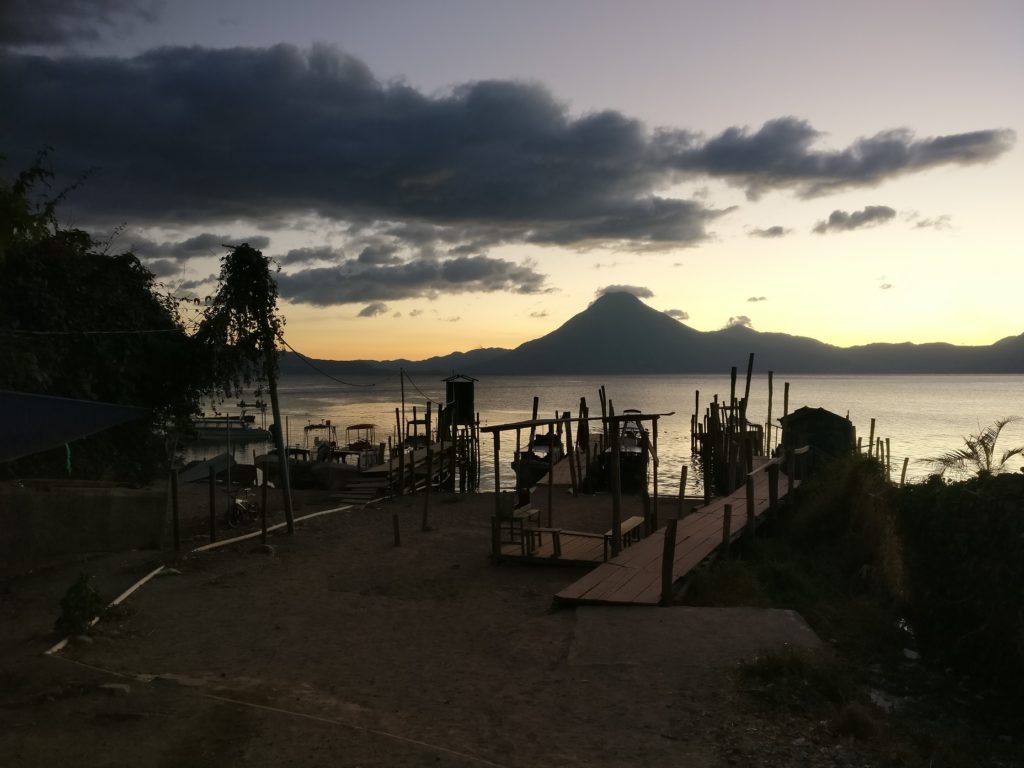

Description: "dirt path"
1 491 853 767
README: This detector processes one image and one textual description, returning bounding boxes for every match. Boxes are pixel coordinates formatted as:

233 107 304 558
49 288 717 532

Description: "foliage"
739 646 854 713
194 243 284 397
0 154 205 481
54 573 103 636
896 472 1024 688
923 416 1024 478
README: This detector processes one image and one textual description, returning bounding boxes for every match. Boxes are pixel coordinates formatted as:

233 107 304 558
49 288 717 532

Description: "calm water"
186 373 1024 495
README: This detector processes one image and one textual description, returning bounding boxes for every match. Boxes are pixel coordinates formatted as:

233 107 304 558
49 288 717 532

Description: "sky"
1 0 1022 360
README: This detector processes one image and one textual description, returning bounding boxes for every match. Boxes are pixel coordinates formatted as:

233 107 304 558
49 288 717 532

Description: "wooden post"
208 465 216 543
783 382 790 423
170 469 180 553
722 503 732 558
678 465 688 518
766 371 774 454
900 456 909 487
660 517 678 606
743 352 754 405
269 375 294 534
393 513 401 547
651 416 659 530
702 440 712 506
610 417 622 558
395 408 405 496
768 462 779 521
260 454 268 544
529 396 539 446
730 366 737 413
547 434 554 528
422 401 432 531
563 415 578 495
885 438 891 481
492 431 502 519
868 418 876 458
745 475 755 540
743 434 754 474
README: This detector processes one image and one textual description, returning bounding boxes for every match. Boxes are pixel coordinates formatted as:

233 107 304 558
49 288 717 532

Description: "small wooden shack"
780 406 855 472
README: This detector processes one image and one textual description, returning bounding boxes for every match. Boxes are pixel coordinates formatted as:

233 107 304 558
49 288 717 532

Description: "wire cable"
275 333 385 388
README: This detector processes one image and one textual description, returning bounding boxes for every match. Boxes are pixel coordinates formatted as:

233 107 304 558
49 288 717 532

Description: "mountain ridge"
279 293 1024 376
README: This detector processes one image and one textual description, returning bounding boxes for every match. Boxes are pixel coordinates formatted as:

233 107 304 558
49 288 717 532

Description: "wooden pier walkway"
555 457 798 606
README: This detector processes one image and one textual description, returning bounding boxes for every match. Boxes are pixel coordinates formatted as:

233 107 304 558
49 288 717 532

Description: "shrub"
896 473 1024 688
54 573 103 636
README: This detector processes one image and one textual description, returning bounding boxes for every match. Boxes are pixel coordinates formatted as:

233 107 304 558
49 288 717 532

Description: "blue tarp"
0 390 149 463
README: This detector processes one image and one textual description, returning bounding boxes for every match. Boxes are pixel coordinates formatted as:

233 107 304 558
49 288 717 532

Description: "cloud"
813 205 896 234
529 310 549 318
880 283 893 290
145 258 179 278
749 226 789 238
278 246 338 266
440 316 461 323
747 296 767 302
357 302 389 317
663 117 1014 199
2 45 1009 259
726 315 752 328
0 0 162 47
409 309 423 317
277 253 547 306
664 309 689 320
914 214 952 231
596 285 653 299
128 232 271 261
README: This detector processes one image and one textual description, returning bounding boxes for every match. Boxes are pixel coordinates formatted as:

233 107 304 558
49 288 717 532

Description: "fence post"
660 517 678 606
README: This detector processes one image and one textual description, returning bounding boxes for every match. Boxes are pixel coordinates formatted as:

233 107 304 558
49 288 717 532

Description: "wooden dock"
555 457 798 606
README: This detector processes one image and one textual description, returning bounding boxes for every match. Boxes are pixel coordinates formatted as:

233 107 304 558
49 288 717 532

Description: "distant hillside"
280 293 1024 376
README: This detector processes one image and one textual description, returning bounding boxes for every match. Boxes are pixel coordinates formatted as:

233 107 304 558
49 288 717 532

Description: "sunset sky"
2 1 1021 360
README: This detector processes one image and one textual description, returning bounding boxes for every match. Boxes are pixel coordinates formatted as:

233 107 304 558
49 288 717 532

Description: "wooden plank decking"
555 461 796 606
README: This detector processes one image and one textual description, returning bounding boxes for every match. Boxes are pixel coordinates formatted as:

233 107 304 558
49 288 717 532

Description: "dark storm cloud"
662 118 1014 199
727 315 752 328
813 206 897 234
145 258 179 278
128 232 271 260
664 309 689 320
595 285 654 299
357 302 388 317
0 0 161 47
749 226 789 238
278 246 338 266
277 254 547 306
2 45 1010 257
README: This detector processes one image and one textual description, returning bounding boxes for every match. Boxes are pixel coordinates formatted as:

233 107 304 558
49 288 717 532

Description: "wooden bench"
497 505 539 544
603 515 645 561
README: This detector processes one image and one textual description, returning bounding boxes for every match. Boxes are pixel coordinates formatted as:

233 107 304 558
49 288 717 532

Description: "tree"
196 243 295 530
0 155 203 481
924 417 1024 478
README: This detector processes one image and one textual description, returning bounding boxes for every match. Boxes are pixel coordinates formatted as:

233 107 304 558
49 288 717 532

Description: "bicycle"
225 487 259 528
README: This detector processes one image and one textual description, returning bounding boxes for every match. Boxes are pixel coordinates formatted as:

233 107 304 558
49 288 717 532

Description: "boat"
597 409 649 493
189 413 271 442
511 429 564 487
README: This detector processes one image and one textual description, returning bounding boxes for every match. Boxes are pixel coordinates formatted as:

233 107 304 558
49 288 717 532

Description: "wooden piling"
660 517 678 606
766 371 774 454
885 437 891 481
547 434 554 527
563 414 578 495
492 432 502 518
678 465 688 518
395 408 405 496
610 417 622 558
900 456 909 487
170 469 180 553
743 352 754 406
651 416 659 529
783 382 790 423
422 401 432 531
868 418 876 458
529 396 539 446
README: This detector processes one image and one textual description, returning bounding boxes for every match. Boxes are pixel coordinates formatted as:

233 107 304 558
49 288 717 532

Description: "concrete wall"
0 481 167 561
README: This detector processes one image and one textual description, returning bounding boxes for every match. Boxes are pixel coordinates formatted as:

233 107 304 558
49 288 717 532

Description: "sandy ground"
0 487 846 768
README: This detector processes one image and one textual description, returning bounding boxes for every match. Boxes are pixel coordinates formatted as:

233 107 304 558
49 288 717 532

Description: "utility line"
275 334 384 388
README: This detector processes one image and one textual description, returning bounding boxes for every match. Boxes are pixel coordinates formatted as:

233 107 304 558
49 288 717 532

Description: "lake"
186 372 1024 495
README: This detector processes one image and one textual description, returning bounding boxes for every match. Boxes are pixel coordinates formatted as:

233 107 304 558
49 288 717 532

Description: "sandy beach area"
0 486 842 767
